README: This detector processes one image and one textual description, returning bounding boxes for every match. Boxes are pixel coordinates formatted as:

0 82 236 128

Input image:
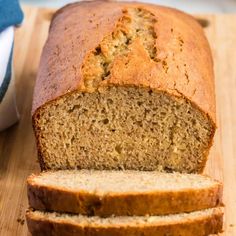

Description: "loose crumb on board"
17 218 25 225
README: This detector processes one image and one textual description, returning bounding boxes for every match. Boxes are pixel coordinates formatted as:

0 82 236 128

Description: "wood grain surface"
0 6 235 236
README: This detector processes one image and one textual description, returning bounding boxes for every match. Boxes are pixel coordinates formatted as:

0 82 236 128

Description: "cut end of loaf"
33 86 215 173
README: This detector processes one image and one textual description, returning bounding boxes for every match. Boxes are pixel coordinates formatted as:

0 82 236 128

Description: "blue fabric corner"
0 0 24 32
0 44 13 103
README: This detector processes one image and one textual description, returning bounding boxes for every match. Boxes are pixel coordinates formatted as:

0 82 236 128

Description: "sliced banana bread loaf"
27 170 223 217
26 207 223 236
32 1 216 172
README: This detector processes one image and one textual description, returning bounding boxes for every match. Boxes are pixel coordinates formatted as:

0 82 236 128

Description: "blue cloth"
0 0 23 130
0 44 13 102
0 0 23 101
0 0 24 32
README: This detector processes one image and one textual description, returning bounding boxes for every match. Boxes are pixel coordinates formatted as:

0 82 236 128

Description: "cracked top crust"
32 1 215 124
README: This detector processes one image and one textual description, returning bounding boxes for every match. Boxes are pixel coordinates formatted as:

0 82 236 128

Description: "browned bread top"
32 0 215 125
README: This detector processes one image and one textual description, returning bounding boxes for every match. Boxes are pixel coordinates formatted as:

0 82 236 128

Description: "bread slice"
32 1 216 173
27 170 222 217
26 207 223 236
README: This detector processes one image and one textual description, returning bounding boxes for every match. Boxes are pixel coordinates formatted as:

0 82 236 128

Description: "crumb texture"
36 87 214 172
31 170 217 193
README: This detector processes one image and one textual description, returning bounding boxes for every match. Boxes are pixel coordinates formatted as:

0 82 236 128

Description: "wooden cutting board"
0 6 236 236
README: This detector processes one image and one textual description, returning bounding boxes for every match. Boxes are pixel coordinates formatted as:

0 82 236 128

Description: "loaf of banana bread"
32 1 216 173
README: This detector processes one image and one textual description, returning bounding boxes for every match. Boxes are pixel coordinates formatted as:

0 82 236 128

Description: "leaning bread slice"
26 207 223 236
27 170 223 216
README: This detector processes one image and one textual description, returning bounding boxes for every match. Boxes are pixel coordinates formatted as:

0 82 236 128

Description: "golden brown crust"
27 173 223 217
26 209 223 236
32 1 124 115
32 1 216 124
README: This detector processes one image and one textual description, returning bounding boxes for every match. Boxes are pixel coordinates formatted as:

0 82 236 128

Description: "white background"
20 0 236 13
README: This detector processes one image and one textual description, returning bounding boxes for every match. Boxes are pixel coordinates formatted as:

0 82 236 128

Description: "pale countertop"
20 0 236 13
